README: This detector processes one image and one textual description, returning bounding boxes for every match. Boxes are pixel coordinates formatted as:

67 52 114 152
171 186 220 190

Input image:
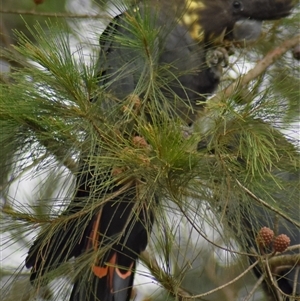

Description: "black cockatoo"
25 1 295 301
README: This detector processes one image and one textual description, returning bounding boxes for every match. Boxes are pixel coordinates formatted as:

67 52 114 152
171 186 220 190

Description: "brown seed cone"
273 234 291 253
132 136 148 148
257 227 274 247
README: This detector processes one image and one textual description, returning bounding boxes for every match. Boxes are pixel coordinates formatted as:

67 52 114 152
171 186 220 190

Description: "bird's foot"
206 47 229 68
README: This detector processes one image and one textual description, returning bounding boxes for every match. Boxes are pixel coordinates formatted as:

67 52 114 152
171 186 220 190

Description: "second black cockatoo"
225 171 300 301
25 1 295 301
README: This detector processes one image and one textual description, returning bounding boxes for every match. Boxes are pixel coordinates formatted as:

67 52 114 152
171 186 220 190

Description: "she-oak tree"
0 1 299 301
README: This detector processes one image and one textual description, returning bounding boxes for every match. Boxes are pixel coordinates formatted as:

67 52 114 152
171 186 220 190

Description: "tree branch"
236 179 300 228
206 34 300 108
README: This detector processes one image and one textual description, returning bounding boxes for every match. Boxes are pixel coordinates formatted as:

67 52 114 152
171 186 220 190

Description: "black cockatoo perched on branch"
25 1 295 301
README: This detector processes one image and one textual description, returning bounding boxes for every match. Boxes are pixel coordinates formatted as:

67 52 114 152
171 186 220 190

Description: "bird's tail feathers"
69 251 136 301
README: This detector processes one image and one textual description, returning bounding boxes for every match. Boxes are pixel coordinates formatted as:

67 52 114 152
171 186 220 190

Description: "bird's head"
187 0 295 42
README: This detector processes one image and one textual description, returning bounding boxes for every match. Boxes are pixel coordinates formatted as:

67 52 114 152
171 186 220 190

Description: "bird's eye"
232 1 242 10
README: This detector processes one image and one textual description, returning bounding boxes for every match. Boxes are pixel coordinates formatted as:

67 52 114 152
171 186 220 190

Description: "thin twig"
182 260 260 299
0 9 110 19
242 274 265 301
265 253 294 301
292 266 300 301
236 179 300 228
175 199 256 257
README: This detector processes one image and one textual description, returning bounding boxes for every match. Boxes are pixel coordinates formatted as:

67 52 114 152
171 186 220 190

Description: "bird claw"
206 47 229 68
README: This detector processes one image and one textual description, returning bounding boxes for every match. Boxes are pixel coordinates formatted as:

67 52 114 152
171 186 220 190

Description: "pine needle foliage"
0 1 299 301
